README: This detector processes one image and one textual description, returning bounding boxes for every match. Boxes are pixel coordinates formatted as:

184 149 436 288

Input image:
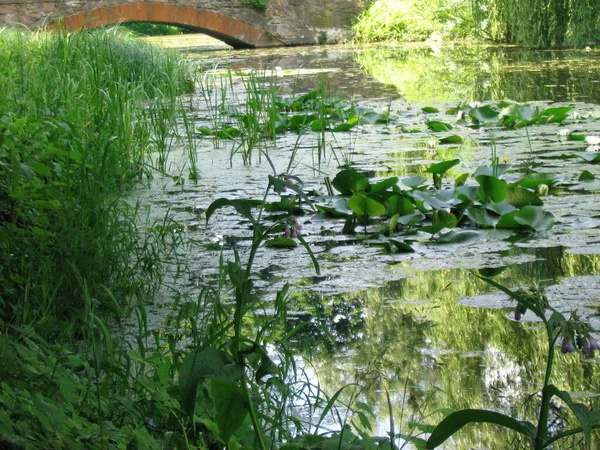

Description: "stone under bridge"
0 0 369 48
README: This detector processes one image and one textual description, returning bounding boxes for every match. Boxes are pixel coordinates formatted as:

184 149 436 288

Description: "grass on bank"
0 27 192 331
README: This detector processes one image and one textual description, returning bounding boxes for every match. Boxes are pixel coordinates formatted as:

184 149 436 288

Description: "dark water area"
136 36 600 447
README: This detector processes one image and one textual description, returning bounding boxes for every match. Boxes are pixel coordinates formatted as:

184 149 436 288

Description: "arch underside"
53 3 283 49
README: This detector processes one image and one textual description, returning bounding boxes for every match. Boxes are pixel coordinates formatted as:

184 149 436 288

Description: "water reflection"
354 44 600 105
132 36 600 447
289 249 600 447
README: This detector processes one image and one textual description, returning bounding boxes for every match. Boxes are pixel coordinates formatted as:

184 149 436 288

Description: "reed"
0 27 193 330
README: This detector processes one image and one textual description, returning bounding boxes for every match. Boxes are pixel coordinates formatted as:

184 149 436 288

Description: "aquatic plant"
424 278 600 449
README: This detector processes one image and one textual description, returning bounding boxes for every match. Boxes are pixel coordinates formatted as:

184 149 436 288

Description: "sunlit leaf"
426 120 453 132
476 175 508 203
439 134 464 144
422 106 439 113
425 409 536 448
505 186 543 207
332 117 360 131
388 195 415 216
370 176 399 193
425 159 460 175
348 194 385 216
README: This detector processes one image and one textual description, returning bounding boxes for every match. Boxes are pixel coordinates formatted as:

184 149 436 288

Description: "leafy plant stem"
535 327 559 450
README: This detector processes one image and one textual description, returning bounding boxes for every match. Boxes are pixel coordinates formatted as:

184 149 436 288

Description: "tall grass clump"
0 27 193 332
352 0 477 43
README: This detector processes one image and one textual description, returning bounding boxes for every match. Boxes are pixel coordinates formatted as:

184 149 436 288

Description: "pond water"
135 36 600 448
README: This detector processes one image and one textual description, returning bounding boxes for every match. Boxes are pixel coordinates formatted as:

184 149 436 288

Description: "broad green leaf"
359 111 389 124
496 211 521 229
515 173 557 190
545 385 600 448
315 198 352 217
567 134 586 141
576 152 600 163
310 118 327 131
486 201 517 216
540 106 572 117
425 409 536 448
426 120 453 132
579 170 596 181
469 105 500 123
388 238 414 252
332 169 368 195
422 106 439 113
179 348 244 417
289 114 318 130
514 206 555 231
422 211 457 235
454 185 479 202
473 164 511 177
505 186 543 207
210 380 248 443
388 195 415 216
370 176 399 193
332 117 360 132
265 237 298 248
398 212 426 227
206 198 259 226
348 194 385 216
435 230 482 244
476 175 508 203
466 208 498 228
425 159 460 175
439 134 464 144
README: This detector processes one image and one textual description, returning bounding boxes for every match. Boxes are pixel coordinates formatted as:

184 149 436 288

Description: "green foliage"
0 28 193 327
241 0 267 11
473 0 600 47
120 22 191 36
352 0 477 42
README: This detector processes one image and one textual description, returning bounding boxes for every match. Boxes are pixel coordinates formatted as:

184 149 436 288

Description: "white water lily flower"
586 145 600 153
585 135 600 145
558 128 571 136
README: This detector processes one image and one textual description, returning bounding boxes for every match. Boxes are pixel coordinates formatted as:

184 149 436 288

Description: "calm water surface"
137 35 600 448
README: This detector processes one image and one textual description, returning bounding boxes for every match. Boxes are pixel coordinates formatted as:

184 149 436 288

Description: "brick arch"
54 3 283 49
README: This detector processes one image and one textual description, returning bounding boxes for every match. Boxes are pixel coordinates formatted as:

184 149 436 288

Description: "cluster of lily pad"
308 157 557 251
198 87 389 141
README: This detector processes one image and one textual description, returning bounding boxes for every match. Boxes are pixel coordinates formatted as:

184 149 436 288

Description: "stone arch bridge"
0 0 369 48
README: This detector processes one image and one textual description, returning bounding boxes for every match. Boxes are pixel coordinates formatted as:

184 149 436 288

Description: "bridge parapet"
0 0 368 48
